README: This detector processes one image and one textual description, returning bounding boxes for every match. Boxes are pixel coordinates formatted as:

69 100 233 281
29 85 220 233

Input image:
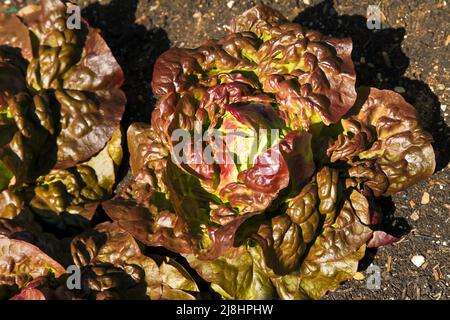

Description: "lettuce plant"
0 0 116 297
2 221 199 300
0 1 205 300
0 2 436 300
103 5 435 299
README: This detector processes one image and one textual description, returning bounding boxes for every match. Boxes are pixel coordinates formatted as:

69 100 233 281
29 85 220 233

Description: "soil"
3 0 449 300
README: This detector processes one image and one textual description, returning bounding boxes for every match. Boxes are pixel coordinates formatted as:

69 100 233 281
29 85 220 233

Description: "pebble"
441 104 447 112
394 86 406 93
353 272 365 280
226 1 234 9
410 211 419 221
377 73 383 81
411 255 426 268
303 0 311 5
421 192 430 205
193 11 202 19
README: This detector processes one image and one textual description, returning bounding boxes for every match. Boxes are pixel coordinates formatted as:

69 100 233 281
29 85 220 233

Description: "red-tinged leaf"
367 230 399 248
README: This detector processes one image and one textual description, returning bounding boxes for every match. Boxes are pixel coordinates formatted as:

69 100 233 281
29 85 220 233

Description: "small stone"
410 211 419 221
353 272 365 280
193 11 202 19
360 57 366 64
421 192 430 205
441 104 447 112
445 35 450 46
226 1 234 9
303 0 311 5
411 255 425 268
409 200 416 208
394 86 406 93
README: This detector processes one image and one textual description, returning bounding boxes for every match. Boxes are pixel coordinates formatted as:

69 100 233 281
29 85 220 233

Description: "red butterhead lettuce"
102 5 435 299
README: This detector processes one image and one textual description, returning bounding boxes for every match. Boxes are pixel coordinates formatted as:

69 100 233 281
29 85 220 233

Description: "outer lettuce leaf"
367 230 399 248
0 54 54 182
0 209 72 266
316 166 339 226
0 236 65 299
71 222 199 300
0 128 123 231
103 174 195 255
328 87 435 196
0 12 32 60
272 246 366 300
253 214 307 275
10 277 76 300
185 245 274 300
286 189 372 299
0 0 125 178
262 180 372 299
103 123 193 254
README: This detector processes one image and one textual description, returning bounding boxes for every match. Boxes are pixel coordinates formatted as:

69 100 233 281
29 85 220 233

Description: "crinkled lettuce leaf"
0 236 65 299
328 87 435 196
0 128 123 232
71 222 199 300
0 0 125 181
